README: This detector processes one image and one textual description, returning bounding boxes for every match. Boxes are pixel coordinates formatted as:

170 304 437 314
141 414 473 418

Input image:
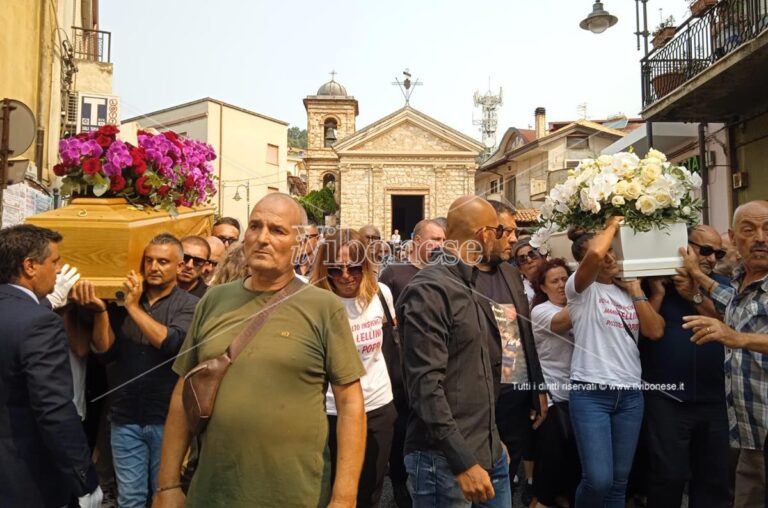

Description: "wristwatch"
692 292 704 305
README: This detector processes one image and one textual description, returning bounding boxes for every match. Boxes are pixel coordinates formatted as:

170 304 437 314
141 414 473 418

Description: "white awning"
601 122 700 156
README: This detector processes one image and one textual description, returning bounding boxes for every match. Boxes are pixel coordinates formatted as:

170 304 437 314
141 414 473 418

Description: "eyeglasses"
326 264 364 278
304 233 320 239
365 235 382 241
689 241 726 260
183 254 208 267
216 235 238 246
206 260 218 267
516 250 541 265
477 225 517 240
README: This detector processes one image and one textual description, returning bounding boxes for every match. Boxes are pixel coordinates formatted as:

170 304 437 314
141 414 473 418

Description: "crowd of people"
1 192 767 508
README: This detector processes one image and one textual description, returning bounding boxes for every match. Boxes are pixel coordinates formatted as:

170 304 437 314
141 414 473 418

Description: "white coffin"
611 221 688 279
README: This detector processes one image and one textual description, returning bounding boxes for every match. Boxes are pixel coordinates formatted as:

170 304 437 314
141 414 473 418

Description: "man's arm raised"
328 380 366 508
152 379 190 508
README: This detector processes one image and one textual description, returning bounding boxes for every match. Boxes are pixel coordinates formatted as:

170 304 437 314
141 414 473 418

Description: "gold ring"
706 327 712 334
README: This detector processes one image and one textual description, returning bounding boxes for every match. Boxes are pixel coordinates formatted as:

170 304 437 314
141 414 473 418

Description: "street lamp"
580 1 618 34
232 183 250 218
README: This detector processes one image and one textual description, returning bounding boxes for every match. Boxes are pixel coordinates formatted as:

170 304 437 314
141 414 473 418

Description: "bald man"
681 200 768 507
202 236 226 285
155 193 366 508
636 224 731 507
397 196 511 507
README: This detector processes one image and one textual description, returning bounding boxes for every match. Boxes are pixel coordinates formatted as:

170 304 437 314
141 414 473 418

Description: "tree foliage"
296 186 338 224
287 126 308 149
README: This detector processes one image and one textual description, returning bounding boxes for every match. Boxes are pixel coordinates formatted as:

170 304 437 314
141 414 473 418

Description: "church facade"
303 78 482 237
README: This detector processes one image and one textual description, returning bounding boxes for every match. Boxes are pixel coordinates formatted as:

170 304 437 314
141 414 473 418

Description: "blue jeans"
405 449 511 508
110 423 164 508
569 387 644 508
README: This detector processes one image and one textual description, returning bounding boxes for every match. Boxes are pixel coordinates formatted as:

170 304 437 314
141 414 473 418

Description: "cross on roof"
329 70 337 81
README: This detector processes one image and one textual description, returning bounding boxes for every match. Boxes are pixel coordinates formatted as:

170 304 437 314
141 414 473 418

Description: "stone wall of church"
339 163 476 235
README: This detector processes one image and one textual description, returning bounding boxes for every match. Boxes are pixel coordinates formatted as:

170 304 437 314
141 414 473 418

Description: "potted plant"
529 149 703 278
651 15 677 48
689 0 718 17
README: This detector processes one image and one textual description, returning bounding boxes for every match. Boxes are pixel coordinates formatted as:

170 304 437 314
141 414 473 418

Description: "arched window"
323 118 338 147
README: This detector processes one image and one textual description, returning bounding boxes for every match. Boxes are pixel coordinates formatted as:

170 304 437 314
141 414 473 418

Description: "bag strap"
226 277 305 361
377 288 394 326
608 296 637 344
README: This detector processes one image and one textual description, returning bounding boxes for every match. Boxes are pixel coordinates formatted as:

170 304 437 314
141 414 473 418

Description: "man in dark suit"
477 200 547 502
0 224 101 507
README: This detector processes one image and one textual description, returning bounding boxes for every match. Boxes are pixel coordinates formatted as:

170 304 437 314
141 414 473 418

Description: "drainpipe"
698 123 709 224
218 102 224 214
36 1 51 181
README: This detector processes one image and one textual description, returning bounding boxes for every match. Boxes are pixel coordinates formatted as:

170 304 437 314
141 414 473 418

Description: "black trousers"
496 388 533 498
329 401 397 508
533 402 580 506
645 394 730 508
388 402 409 485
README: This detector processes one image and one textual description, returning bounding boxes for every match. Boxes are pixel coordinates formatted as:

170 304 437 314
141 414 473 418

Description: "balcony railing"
72 27 111 63
641 0 768 108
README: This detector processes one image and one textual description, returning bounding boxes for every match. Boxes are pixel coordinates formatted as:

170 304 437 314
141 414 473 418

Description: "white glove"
46 264 81 309
78 485 103 508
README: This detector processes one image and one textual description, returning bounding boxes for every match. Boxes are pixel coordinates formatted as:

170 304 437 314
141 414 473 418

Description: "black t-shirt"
188 277 209 299
475 267 514 305
379 262 420 305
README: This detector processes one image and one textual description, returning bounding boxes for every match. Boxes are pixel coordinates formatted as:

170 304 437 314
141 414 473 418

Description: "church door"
391 195 424 239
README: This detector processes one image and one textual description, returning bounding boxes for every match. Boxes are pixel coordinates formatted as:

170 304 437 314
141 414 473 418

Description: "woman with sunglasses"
566 217 665 508
513 238 545 305
311 228 398 508
529 258 580 508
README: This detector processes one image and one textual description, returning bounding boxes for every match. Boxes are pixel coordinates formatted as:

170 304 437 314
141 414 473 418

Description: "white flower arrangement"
530 149 702 252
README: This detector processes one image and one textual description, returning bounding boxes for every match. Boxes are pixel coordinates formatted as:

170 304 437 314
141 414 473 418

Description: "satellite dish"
0 99 37 156
484 136 496 148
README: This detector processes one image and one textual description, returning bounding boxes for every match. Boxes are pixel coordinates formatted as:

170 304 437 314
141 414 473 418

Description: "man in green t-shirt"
154 194 367 508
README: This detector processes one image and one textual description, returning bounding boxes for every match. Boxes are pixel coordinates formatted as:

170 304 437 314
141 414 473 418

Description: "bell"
324 127 337 146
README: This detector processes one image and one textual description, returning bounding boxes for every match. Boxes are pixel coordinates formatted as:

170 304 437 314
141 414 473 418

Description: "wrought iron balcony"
72 27 111 63
641 0 768 108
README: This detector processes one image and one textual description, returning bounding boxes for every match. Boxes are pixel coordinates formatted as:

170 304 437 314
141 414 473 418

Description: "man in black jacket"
0 224 101 507
397 196 511 507
480 200 547 502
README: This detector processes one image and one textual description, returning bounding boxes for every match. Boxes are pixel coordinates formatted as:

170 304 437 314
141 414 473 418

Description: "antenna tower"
473 81 503 160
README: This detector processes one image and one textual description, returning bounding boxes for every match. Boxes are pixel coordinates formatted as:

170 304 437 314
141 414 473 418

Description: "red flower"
95 135 112 149
110 174 126 192
135 176 152 196
52 164 68 177
137 129 152 137
184 175 195 190
130 148 147 175
98 125 119 137
75 133 89 140
82 158 102 175
157 185 170 197
163 131 183 148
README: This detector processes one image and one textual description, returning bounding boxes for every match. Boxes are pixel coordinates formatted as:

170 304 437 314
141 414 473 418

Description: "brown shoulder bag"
182 277 304 436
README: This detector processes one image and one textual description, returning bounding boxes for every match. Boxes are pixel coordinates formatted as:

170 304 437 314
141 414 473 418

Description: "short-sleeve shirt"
326 283 395 414
531 301 574 402
566 273 641 388
173 279 365 507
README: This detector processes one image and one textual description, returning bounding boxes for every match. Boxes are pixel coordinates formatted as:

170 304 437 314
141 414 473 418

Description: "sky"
102 0 691 141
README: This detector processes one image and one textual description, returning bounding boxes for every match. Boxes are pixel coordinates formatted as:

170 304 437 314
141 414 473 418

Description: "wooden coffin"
26 198 214 299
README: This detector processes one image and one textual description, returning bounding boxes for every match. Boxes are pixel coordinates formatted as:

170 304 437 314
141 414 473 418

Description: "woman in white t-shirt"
566 217 665 508
529 257 579 508
311 228 397 508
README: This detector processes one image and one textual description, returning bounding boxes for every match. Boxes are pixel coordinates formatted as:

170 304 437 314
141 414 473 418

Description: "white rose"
636 195 658 215
611 195 626 207
624 179 643 200
597 154 614 167
613 180 629 197
682 206 692 215
646 148 667 162
641 163 662 185
653 191 673 208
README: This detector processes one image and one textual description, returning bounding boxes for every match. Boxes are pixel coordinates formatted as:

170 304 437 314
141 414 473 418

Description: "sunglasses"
516 250 541 265
477 225 517 240
216 235 238 246
326 264 364 278
689 241 726 260
304 233 320 239
183 253 208 267
206 259 218 267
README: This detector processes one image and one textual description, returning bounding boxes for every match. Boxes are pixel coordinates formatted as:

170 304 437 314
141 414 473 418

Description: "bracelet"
631 295 649 303
155 483 183 493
